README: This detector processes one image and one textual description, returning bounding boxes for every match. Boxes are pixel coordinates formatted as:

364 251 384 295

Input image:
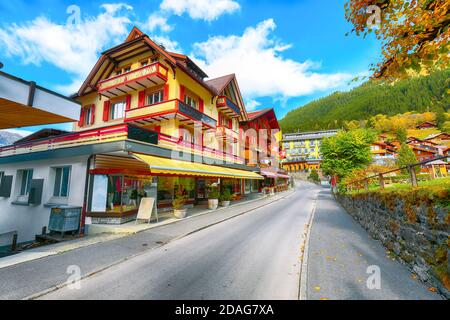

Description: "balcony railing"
0 125 130 158
0 124 244 164
125 99 217 129
97 62 168 98
158 132 244 164
216 125 238 142
217 96 241 118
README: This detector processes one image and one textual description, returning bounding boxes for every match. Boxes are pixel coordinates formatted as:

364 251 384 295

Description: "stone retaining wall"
337 193 449 299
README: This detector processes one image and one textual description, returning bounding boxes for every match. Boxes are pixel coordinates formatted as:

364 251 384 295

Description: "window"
147 90 163 105
19 169 33 196
184 95 198 109
110 101 126 120
123 66 131 73
84 106 93 126
116 70 122 76
141 60 149 67
53 167 71 197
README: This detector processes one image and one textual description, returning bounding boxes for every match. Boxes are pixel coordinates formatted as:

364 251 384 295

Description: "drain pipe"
80 155 94 236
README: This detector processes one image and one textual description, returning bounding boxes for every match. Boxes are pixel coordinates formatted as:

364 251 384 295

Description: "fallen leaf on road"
411 274 417 280
319 297 330 300
314 286 321 292
428 287 437 293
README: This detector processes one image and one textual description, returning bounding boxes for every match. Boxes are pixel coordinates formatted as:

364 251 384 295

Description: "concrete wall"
338 193 449 298
0 156 88 244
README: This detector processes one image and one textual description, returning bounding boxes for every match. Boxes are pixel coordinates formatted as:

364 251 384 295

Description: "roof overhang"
0 71 80 129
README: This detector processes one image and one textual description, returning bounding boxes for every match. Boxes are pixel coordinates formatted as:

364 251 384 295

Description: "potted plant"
219 188 232 207
207 185 220 210
173 187 188 219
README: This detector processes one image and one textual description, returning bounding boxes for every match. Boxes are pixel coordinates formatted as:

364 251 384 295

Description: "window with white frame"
110 101 126 120
53 167 71 198
18 169 33 196
147 90 163 105
184 94 198 109
84 106 93 126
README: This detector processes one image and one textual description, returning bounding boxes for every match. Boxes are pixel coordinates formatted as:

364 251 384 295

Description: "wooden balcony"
97 62 168 98
216 125 238 142
217 96 241 118
125 99 217 129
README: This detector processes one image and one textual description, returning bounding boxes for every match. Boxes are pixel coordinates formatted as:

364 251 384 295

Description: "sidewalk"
304 189 442 300
0 189 294 300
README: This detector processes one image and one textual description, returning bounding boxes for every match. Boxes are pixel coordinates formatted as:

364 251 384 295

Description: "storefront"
86 154 263 224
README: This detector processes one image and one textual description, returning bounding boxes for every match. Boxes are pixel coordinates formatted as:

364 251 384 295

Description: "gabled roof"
78 26 213 97
245 108 280 130
205 74 236 94
13 128 69 145
416 121 437 128
425 132 450 140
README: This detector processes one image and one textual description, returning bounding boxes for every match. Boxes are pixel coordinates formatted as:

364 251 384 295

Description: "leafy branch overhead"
345 0 449 80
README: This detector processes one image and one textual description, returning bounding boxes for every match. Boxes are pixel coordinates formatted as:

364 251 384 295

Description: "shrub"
219 188 232 202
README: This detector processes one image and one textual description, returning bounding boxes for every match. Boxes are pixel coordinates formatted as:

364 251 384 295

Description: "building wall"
74 53 240 157
0 156 88 244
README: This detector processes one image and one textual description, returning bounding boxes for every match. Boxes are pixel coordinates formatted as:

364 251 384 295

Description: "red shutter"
103 101 110 122
163 84 169 101
78 108 85 127
138 91 146 108
90 104 95 125
154 126 161 133
125 94 132 111
180 85 185 101
199 98 204 113
228 118 232 129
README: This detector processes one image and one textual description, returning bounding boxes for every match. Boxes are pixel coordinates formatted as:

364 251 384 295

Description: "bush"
308 169 320 182
208 186 220 199
219 188 232 202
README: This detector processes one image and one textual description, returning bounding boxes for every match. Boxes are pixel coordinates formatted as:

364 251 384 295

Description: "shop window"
53 166 71 198
147 90 163 105
89 174 152 213
157 177 195 207
110 101 126 120
245 179 251 194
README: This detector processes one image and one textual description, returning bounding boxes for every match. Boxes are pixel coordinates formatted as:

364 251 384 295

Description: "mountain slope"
279 69 450 133
0 131 22 146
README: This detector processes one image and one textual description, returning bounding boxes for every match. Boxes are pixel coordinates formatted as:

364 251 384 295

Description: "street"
40 183 317 299
0 182 441 300
38 182 440 300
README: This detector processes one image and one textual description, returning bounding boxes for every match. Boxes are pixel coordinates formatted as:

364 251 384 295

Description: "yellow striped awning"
132 153 263 180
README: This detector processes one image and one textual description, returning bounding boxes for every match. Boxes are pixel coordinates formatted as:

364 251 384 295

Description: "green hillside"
279 69 450 133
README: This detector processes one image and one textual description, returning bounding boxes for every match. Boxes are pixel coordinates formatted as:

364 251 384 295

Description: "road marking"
298 190 319 300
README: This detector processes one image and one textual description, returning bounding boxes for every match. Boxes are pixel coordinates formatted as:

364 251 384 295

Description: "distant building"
371 141 396 165
416 121 437 130
281 130 338 172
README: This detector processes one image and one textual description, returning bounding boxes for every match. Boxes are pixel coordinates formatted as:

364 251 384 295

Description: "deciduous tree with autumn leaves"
345 0 449 81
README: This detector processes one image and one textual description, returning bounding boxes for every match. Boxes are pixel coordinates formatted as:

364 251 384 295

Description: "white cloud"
0 3 133 94
193 19 352 101
0 129 34 137
141 13 173 32
160 0 240 21
245 99 261 112
151 35 182 53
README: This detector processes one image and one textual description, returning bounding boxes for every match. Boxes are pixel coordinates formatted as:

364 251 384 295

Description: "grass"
349 176 450 194
406 128 440 140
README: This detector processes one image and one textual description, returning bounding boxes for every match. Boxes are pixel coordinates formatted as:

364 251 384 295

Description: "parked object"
173 187 188 219
219 188 232 207
207 186 220 210
48 206 82 237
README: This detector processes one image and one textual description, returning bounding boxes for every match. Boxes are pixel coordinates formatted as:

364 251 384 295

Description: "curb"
298 190 319 300
25 189 295 300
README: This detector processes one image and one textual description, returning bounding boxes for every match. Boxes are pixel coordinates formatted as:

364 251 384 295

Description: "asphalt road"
41 182 318 300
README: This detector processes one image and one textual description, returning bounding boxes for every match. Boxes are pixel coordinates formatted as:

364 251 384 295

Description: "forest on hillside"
279 69 450 133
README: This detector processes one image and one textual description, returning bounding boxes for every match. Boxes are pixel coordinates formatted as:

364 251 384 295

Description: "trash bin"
48 206 82 236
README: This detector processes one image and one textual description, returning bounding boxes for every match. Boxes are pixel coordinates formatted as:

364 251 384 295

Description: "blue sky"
0 0 381 134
